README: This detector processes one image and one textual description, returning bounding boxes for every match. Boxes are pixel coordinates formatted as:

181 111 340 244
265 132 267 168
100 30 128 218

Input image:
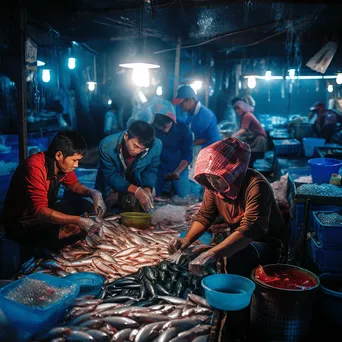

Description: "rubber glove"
89 189 106 219
135 187 153 212
189 250 216 276
168 237 190 254
77 217 100 234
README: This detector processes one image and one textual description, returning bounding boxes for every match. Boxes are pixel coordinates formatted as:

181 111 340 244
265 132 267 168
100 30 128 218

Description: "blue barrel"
308 158 342 184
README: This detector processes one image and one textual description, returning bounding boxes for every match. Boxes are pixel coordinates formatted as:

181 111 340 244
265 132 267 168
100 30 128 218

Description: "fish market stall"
0 201 225 341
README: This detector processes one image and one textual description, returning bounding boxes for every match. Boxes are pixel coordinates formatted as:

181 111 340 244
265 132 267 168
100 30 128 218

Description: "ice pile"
5 278 77 308
297 183 342 197
316 212 342 226
152 204 186 225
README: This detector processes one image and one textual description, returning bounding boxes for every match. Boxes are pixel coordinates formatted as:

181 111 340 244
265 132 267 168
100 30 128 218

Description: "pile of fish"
103 259 216 305
34 294 212 341
21 216 193 282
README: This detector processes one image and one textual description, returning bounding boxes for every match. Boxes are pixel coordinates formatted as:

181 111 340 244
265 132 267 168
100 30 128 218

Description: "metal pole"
173 39 181 98
205 65 210 107
18 4 28 162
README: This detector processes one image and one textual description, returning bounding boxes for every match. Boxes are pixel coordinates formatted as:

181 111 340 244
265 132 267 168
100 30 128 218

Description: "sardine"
102 316 139 329
126 312 170 323
153 327 179 342
65 331 95 341
157 296 194 306
162 316 209 330
85 329 109 341
188 293 211 308
134 321 166 342
38 327 71 340
111 328 132 342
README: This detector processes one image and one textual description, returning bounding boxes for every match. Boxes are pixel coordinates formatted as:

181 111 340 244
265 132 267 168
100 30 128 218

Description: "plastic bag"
271 173 289 208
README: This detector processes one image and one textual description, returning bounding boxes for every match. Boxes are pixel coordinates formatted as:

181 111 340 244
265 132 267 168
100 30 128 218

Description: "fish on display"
34 293 212 342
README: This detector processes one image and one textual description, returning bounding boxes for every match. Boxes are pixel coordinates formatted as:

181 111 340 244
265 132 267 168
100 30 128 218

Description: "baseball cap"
310 101 324 111
171 85 197 105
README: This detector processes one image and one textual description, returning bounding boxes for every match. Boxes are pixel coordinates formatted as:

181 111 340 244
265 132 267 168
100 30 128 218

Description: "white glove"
135 187 153 212
78 217 100 235
89 189 106 219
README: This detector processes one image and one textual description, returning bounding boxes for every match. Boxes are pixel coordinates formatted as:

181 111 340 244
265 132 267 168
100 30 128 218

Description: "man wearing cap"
309 102 342 142
171 85 221 149
152 102 193 198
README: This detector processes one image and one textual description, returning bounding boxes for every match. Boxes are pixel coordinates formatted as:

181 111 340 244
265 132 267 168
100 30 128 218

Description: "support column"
173 39 181 97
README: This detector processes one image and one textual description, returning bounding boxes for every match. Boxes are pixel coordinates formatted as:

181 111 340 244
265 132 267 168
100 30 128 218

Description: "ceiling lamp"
87 81 97 91
336 73 342 85
132 66 150 88
247 76 256 89
328 84 334 93
265 70 272 80
119 57 160 69
68 57 76 70
288 69 296 78
42 69 51 83
37 60 45 66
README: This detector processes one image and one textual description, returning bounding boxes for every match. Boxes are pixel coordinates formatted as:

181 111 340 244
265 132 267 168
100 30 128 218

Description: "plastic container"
319 273 342 325
65 272 105 298
313 211 342 247
0 273 79 341
273 139 301 156
250 264 319 342
302 138 325 157
120 212 152 229
310 235 342 272
201 274 255 311
308 158 342 184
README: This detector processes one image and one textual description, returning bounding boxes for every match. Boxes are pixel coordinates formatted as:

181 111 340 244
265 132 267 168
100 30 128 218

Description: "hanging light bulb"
328 84 334 93
265 70 272 80
156 86 163 96
336 73 342 85
288 69 296 78
247 76 256 89
132 66 150 88
108 99 112 105
68 57 76 70
37 60 45 66
191 80 203 90
42 69 51 83
87 81 97 91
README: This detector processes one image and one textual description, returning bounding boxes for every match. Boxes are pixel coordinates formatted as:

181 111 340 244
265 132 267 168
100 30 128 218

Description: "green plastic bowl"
120 212 152 230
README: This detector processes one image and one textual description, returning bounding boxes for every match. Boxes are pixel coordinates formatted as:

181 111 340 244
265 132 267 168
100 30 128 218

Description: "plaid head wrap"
194 138 251 200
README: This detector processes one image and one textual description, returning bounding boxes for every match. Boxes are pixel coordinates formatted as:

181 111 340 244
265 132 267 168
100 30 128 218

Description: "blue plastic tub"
308 158 342 184
201 274 255 311
273 139 301 156
310 235 342 273
313 211 342 248
0 273 79 341
302 138 325 157
65 272 105 298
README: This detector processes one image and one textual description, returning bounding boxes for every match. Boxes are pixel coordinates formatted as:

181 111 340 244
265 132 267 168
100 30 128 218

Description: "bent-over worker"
168 138 286 278
3 130 106 250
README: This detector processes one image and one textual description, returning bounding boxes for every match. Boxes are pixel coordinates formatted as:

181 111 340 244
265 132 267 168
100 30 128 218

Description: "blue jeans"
156 169 190 198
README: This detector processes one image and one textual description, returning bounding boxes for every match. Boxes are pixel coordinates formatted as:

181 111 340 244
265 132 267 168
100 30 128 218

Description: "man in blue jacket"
171 85 221 148
152 104 193 198
95 120 162 212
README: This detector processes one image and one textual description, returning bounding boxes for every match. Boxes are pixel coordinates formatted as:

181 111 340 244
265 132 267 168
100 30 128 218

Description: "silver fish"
111 328 132 342
85 329 109 341
187 294 211 309
153 327 179 342
134 321 166 342
102 316 139 329
162 316 209 330
157 296 195 306
65 330 95 341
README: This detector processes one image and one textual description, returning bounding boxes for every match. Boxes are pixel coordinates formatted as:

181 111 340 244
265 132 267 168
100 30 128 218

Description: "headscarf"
234 100 255 114
194 138 251 200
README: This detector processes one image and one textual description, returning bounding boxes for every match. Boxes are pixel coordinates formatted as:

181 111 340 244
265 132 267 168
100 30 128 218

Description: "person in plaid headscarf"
168 138 286 277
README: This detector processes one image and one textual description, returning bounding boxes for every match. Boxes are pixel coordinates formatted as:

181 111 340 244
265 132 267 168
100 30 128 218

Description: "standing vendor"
104 103 120 136
3 130 106 250
309 101 342 142
153 103 193 198
171 85 221 149
168 138 286 277
96 120 162 212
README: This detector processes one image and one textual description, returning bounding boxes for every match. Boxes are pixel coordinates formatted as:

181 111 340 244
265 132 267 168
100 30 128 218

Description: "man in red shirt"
3 130 106 250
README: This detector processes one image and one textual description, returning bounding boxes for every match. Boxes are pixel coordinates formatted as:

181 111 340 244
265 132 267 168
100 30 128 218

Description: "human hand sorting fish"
168 139 287 277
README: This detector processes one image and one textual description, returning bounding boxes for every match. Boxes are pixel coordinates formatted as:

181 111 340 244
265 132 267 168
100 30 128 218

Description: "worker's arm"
36 207 81 225
232 128 246 138
194 138 207 146
69 181 91 197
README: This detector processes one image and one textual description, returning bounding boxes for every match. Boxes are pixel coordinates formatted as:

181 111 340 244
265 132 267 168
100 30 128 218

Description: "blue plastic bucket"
302 138 325 157
201 274 255 311
308 158 342 184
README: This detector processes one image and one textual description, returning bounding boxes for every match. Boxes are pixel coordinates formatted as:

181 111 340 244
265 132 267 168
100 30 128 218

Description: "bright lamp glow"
288 69 296 78
336 73 342 85
42 69 51 83
247 76 256 89
108 99 112 105
87 81 97 91
132 67 150 88
120 62 160 69
328 84 333 92
37 60 45 66
68 57 76 70
191 80 203 90
265 70 272 80
156 86 163 96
